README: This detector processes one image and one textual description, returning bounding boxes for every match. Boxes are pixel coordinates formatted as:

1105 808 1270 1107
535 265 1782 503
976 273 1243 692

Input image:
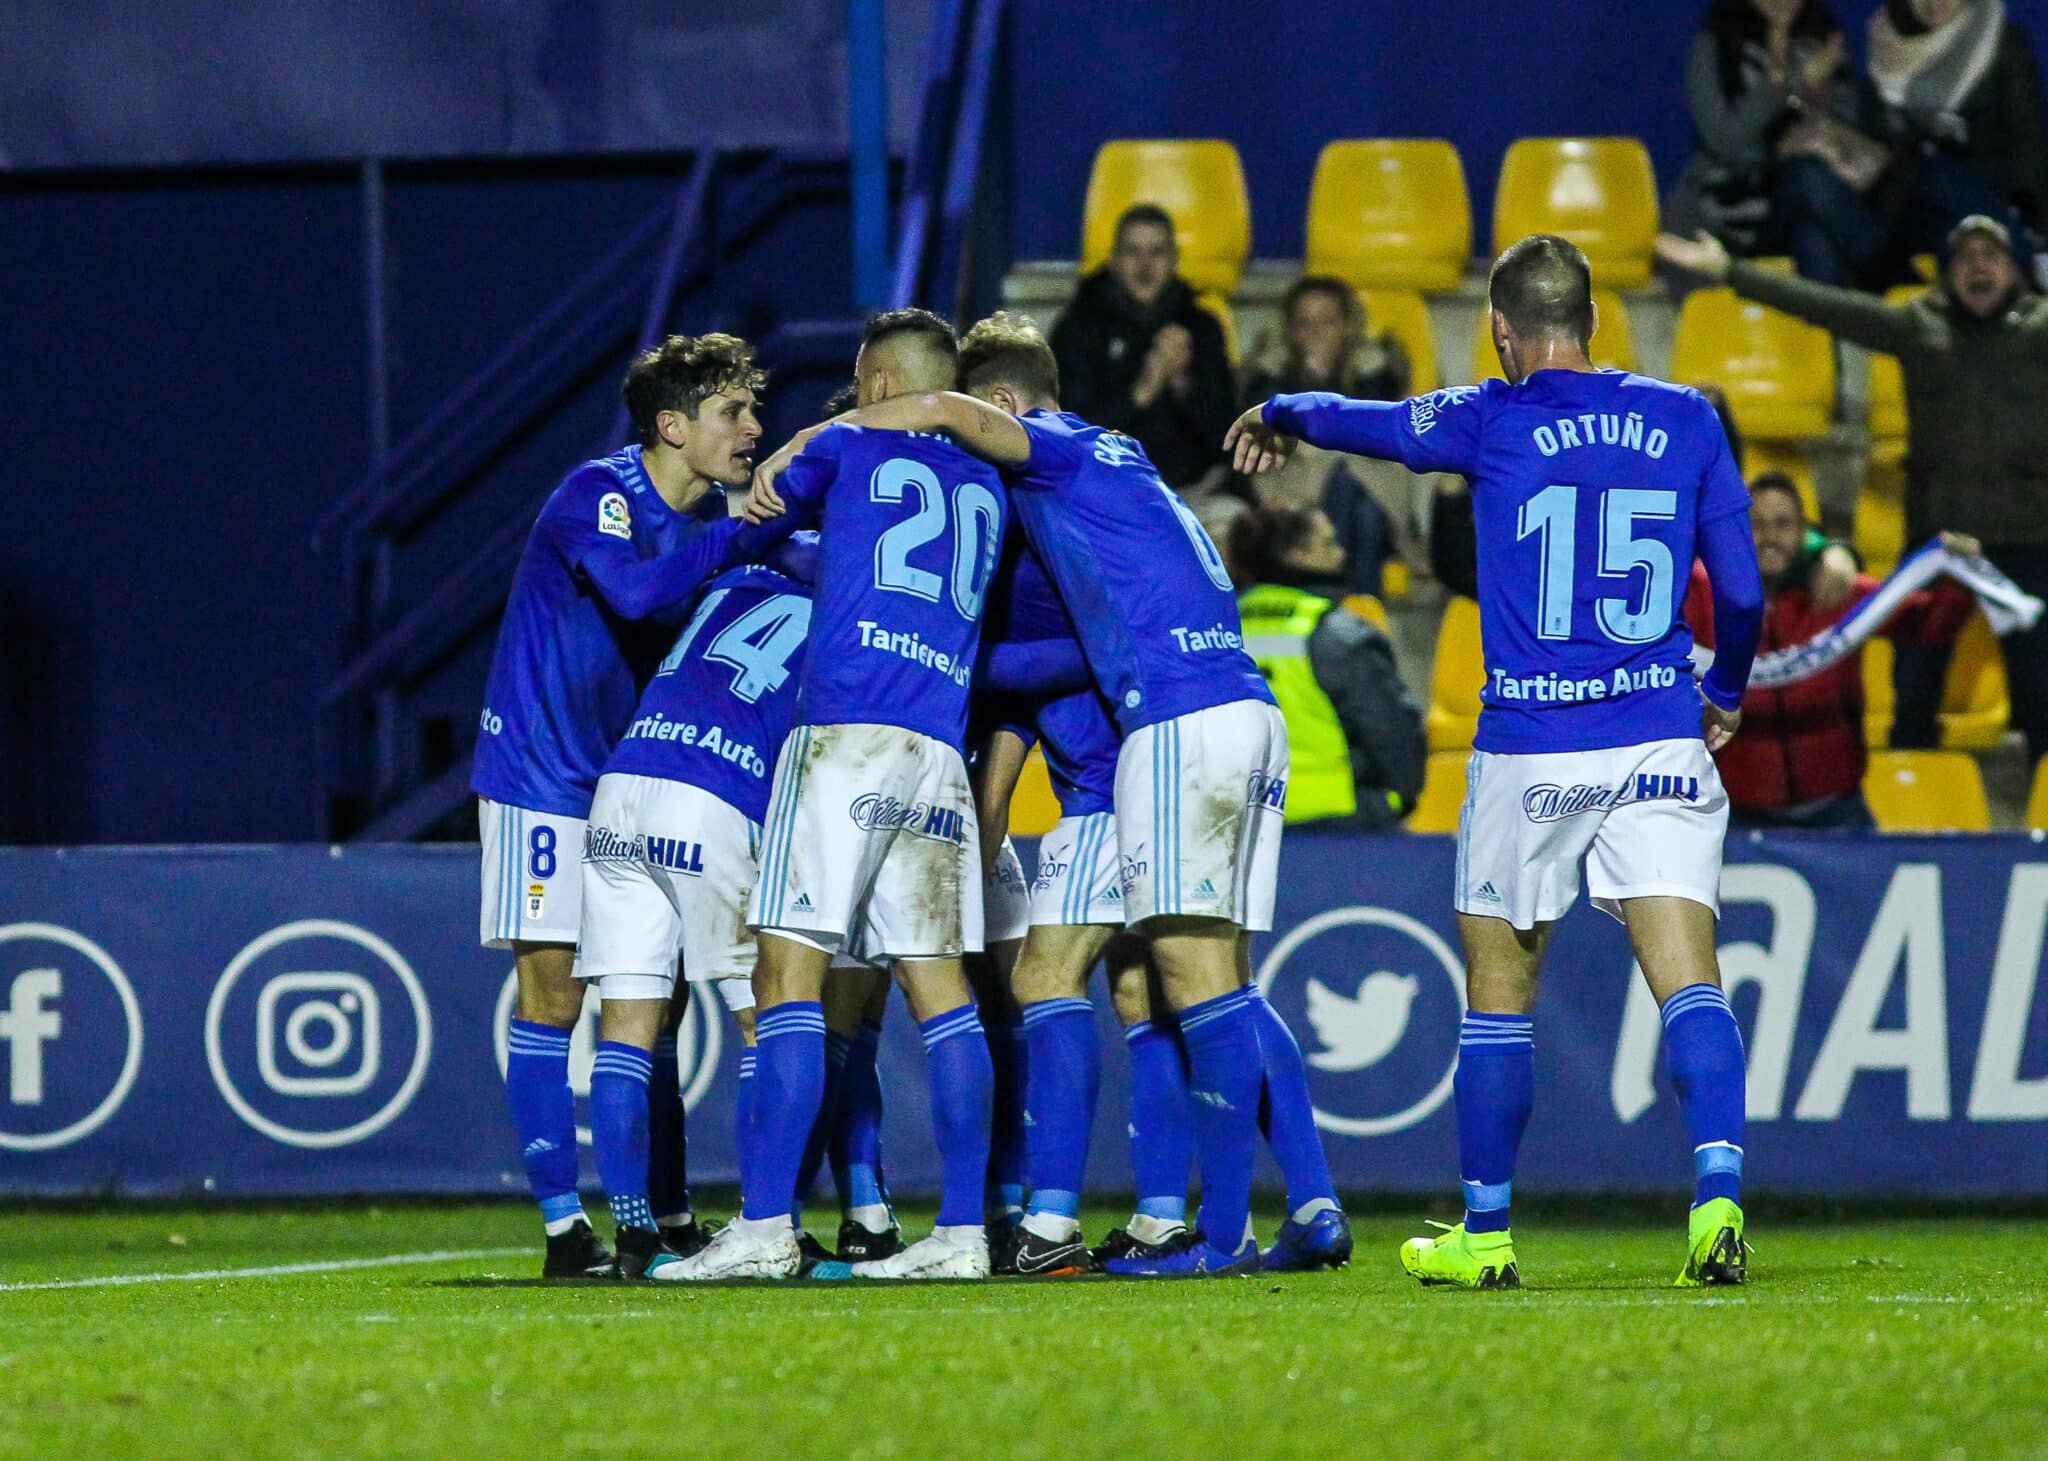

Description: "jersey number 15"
1517 484 1678 645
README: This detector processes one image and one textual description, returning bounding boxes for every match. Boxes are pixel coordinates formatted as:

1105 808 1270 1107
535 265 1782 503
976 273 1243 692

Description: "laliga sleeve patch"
598 492 633 540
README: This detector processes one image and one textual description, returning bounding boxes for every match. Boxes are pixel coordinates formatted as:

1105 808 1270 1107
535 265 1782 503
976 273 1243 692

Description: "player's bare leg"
1622 896 1748 1285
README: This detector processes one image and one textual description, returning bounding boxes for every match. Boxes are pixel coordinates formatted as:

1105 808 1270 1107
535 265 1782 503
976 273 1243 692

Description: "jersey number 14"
1517 484 1678 645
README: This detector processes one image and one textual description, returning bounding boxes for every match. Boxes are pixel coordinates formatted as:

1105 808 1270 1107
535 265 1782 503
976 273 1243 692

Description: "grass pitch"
1 1199 2043 1460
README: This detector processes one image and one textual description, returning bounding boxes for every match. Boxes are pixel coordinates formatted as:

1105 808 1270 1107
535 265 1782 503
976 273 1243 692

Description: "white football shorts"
751 722 984 962
1113 699 1289 932
574 772 763 1003
1029 811 1126 926
478 797 585 950
1455 737 1730 930
985 837 1031 946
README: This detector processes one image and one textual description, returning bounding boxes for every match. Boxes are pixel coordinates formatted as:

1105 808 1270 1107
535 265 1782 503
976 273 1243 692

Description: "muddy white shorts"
751 722 984 962
1028 811 1126 926
478 797 585 950
1455 737 1729 930
576 773 761 1002
985 838 1031 946
1113 699 1289 932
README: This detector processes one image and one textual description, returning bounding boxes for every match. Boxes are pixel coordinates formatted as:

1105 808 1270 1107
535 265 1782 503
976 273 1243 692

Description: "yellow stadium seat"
1355 287 1440 395
2026 758 2048 829
1471 288 1636 382
1492 138 1659 288
1669 286 1836 439
1746 441 1821 522
1382 560 1411 599
1340 594 1390 632
1196 289 1240 366
1009 747 1063 837
1426 596 1484 751
1864 750 1989 831
1867 285 1925 465
1861 613 2008 749
1306 139 1472 293
1855 461 1907 575
1081 140 1251 295
1407 750 1470 833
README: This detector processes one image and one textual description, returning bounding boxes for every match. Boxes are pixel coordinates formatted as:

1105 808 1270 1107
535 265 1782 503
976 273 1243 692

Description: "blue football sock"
1176 988 1261 1257
734 1047 758 1210
986 1015 1030 1222
920 1006 995 1228
589 1040 656 1233
1661 983 1746 1208
795 1028 854 1222
831 1019 888 1213
1021 997 1099 1230
1124 1018 1191 1226
1247 986 1338 1214
645 1032 690 1223
504 1019 584 1231
1455 1011 1534 1235
742 1002 826 1223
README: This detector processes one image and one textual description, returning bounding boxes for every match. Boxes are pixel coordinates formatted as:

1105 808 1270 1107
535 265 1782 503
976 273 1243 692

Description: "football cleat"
985 1219 1025 1276
1261 1209 1353 1272
1399 1220 1520 1289
541 1220 615 1280
610 1225 679 1280
1675 1198 1747 1287
1088 1225 1187 1268
648 1216 799 1282
795 1229 836 1278
847 1225 990 1280
659 1218 714 1260
835 1218 906 1264
1103 1229 1261 1278
1009 1228 1091 1277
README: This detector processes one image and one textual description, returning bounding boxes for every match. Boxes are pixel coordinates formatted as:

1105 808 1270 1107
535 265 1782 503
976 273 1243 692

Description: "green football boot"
1675 1197 1747 1287
1399 1220 1520 1289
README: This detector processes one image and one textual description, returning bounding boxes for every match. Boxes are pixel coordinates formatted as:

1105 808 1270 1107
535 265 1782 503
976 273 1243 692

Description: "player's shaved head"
1488 234 1594 350
958 311 1060 410
857 308 959 403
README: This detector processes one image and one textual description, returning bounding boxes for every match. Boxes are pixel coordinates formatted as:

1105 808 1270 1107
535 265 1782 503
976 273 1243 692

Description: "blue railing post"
848 0 890 310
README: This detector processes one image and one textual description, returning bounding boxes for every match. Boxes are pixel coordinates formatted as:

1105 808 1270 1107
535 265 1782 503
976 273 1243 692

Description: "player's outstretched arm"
843 391 1033 468
1224 401 1299 475
575 515 762 622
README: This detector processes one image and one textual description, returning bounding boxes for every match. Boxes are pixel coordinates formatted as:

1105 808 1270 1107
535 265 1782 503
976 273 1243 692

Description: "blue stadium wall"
7 0 2048 843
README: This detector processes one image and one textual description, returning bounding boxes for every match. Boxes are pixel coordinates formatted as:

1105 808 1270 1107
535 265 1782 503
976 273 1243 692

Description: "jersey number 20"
1517 484 1678 645
871 459 1001 618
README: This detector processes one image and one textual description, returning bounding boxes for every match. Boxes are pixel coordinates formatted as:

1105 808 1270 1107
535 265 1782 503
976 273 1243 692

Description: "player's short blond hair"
623 333 767 447
957 311 1059 406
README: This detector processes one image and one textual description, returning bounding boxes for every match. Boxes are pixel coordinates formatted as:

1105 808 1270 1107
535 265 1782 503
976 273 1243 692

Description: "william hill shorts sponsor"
1522 774 1701 823
848 794 966 845
584 826 708 874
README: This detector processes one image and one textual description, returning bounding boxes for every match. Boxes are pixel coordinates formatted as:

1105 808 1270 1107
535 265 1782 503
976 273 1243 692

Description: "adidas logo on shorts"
1473 881 1503 904
792 893 814 912
1194 878 1218 899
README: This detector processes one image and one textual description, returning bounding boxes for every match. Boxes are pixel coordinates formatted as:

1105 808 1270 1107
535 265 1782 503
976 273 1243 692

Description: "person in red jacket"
1685 472 1976 828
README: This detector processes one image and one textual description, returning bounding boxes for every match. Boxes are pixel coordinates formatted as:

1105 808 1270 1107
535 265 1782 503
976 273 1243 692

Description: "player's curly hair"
957 311 1060 406
622 333 767 448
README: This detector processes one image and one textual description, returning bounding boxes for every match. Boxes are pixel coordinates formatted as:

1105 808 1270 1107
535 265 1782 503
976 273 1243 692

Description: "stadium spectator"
1236 277 1409 595
1658 215 2048 760
1684 472 1976 828
1226 505 1426 828
1050 203 1236 490
1665 0 1884 285
1863 0 2048 272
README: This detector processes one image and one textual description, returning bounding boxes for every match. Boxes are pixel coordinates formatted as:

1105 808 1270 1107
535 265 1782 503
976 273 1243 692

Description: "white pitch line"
0 1247 527 1294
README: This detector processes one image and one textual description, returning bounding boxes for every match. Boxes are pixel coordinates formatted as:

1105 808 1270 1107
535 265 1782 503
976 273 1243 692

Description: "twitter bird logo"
1304 971 1419 1072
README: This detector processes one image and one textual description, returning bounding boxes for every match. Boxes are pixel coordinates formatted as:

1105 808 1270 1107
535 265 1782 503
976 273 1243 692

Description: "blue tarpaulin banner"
2 835 2045 1199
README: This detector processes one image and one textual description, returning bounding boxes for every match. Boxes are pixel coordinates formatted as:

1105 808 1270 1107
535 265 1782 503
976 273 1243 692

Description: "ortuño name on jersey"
1529 410 1669 459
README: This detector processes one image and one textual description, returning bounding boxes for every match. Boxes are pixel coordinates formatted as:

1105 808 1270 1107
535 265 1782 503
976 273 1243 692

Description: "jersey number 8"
870 459 1002 619
1517 484 1678 645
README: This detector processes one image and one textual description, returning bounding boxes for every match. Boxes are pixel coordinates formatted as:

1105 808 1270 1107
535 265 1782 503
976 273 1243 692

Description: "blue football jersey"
774 424 1007 746
473 446 738 816
1267 372 1751 754
602 564 811 824
1010 411 1272 737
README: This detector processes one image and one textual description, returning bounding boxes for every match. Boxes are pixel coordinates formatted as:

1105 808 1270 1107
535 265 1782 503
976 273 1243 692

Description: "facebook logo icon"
0 969 63 1105
0 925 143 1153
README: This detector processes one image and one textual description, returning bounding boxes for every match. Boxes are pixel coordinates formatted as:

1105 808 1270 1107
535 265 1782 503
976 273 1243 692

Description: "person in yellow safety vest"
1226 504 1426 828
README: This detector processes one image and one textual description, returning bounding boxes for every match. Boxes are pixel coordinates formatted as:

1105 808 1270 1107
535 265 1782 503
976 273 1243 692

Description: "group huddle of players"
474 233 1765 1288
